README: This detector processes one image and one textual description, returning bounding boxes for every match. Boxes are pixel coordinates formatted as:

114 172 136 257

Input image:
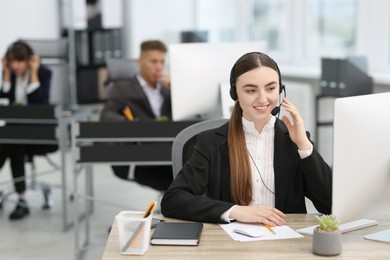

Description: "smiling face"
235 66 280 130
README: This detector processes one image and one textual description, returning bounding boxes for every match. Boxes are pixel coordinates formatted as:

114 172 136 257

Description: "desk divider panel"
77 121 199 139
75 121 199 164
0 105 56 120
78 143 172 163
0 125 57 140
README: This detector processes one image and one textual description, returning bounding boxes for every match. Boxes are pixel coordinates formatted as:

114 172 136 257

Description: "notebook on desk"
151 222 203 246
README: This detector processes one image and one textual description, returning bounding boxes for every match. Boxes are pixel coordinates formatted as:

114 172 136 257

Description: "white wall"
0 0 60 79
124 0 196 59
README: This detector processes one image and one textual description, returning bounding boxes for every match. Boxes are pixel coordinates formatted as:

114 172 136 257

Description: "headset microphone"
271 105 281 116
271 85 286 116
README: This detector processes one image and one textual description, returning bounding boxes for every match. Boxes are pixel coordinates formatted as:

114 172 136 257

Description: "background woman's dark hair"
5 40 34 62
228 52 280 205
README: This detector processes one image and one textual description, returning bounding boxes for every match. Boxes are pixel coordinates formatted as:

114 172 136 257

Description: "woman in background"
0 40 52 220
161 52 332 226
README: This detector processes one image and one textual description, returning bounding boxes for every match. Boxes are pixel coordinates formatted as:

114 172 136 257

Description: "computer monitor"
332 92 390 223
169 41 267 121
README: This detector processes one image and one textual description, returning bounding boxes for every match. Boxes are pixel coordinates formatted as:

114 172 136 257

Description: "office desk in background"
102 214 390 259
72 121 198 260
0 105 91 231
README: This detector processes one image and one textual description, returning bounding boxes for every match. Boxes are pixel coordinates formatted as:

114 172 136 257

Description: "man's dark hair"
140 40 167 53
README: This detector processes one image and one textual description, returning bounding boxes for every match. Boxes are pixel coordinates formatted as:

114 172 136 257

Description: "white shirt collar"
242 116 276 135
136 74 162 91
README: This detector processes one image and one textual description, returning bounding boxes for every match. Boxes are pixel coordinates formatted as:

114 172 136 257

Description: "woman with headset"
0 40 52 220
161 52 332 226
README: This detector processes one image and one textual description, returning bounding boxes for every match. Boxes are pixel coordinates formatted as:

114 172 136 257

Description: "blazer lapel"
216 124 232 202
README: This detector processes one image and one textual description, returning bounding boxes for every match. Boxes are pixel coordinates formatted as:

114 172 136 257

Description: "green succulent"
315 214 340 232
155 116 169 122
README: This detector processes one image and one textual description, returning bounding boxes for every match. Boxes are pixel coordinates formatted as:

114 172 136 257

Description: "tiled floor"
0 152 160 260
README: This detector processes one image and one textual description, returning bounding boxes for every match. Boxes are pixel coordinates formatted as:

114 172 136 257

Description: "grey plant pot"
312 227 342 256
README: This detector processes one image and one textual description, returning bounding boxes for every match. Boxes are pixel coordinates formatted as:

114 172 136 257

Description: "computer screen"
332 92 390 223
169 41 267 121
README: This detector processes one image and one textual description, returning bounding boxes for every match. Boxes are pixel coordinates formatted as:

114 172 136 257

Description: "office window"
251 0 288 51
196 0 241 42
304 0 357 59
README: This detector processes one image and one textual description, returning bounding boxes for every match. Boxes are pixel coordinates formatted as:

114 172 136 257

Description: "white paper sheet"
364 229 390 243
220 222 303 242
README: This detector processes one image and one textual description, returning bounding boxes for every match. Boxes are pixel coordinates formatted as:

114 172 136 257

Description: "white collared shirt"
136 74 164 117
221 116 313 222
1 70 40 105
243 116 276 207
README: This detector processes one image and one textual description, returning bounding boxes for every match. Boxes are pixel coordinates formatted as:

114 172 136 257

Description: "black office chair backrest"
21 38 69 106
105 58 139 83
171 118 228 179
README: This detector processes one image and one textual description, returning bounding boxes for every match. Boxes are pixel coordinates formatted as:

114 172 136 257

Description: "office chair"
24 38 70 106
105 58 159 185
171 118 228 179
104 58 138 87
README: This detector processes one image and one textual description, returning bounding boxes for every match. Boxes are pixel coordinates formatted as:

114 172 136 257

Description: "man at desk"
100 40 172 191
0 40 52 220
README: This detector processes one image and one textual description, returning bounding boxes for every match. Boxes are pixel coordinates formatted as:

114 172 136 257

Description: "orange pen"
123 106 135 121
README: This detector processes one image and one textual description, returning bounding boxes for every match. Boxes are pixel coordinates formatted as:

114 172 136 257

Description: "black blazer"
0 65 52 104
161 120 332 223
100 76 171 122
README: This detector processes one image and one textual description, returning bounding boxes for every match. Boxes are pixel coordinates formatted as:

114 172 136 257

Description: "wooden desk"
102 214 390 259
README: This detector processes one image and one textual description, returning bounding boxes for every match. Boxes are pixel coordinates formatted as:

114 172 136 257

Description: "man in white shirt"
100 40 172 191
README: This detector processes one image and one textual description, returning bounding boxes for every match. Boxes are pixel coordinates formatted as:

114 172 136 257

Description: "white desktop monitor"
169 41 267 121
332 92 390 223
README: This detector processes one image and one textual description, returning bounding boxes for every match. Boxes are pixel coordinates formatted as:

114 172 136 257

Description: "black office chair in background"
104 57 138 180
104 58 138 87
171 118 228 179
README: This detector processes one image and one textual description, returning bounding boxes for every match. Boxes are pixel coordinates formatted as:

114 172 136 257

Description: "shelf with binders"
75 28 122 67
72 28 122 104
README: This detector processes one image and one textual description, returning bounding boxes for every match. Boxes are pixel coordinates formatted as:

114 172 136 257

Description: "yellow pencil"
264 224 276 235
143 201 156 218
129 201 156 249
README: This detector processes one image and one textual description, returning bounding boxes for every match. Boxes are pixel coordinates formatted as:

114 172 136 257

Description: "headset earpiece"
229 65 238 101
280 84 285 94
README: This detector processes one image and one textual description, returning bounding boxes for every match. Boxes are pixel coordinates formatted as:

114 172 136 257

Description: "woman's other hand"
230 205 287 226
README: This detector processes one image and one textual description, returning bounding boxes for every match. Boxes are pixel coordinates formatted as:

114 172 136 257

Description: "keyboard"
296 218 378 236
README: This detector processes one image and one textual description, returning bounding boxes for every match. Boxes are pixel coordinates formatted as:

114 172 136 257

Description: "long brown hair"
228 52 280 205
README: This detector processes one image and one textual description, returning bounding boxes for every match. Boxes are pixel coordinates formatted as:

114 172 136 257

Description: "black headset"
229 52 285 102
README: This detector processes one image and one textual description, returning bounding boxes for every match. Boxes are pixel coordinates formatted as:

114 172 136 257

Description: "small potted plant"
312 214 342 256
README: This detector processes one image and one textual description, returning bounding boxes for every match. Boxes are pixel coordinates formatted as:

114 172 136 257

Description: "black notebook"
150 222 203 246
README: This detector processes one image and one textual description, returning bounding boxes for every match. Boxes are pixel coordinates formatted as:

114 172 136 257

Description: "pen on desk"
121 201 157 251
123 106 135 121
264 224 276 235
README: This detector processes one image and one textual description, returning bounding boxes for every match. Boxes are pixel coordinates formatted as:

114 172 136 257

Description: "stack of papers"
220 222 303 242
